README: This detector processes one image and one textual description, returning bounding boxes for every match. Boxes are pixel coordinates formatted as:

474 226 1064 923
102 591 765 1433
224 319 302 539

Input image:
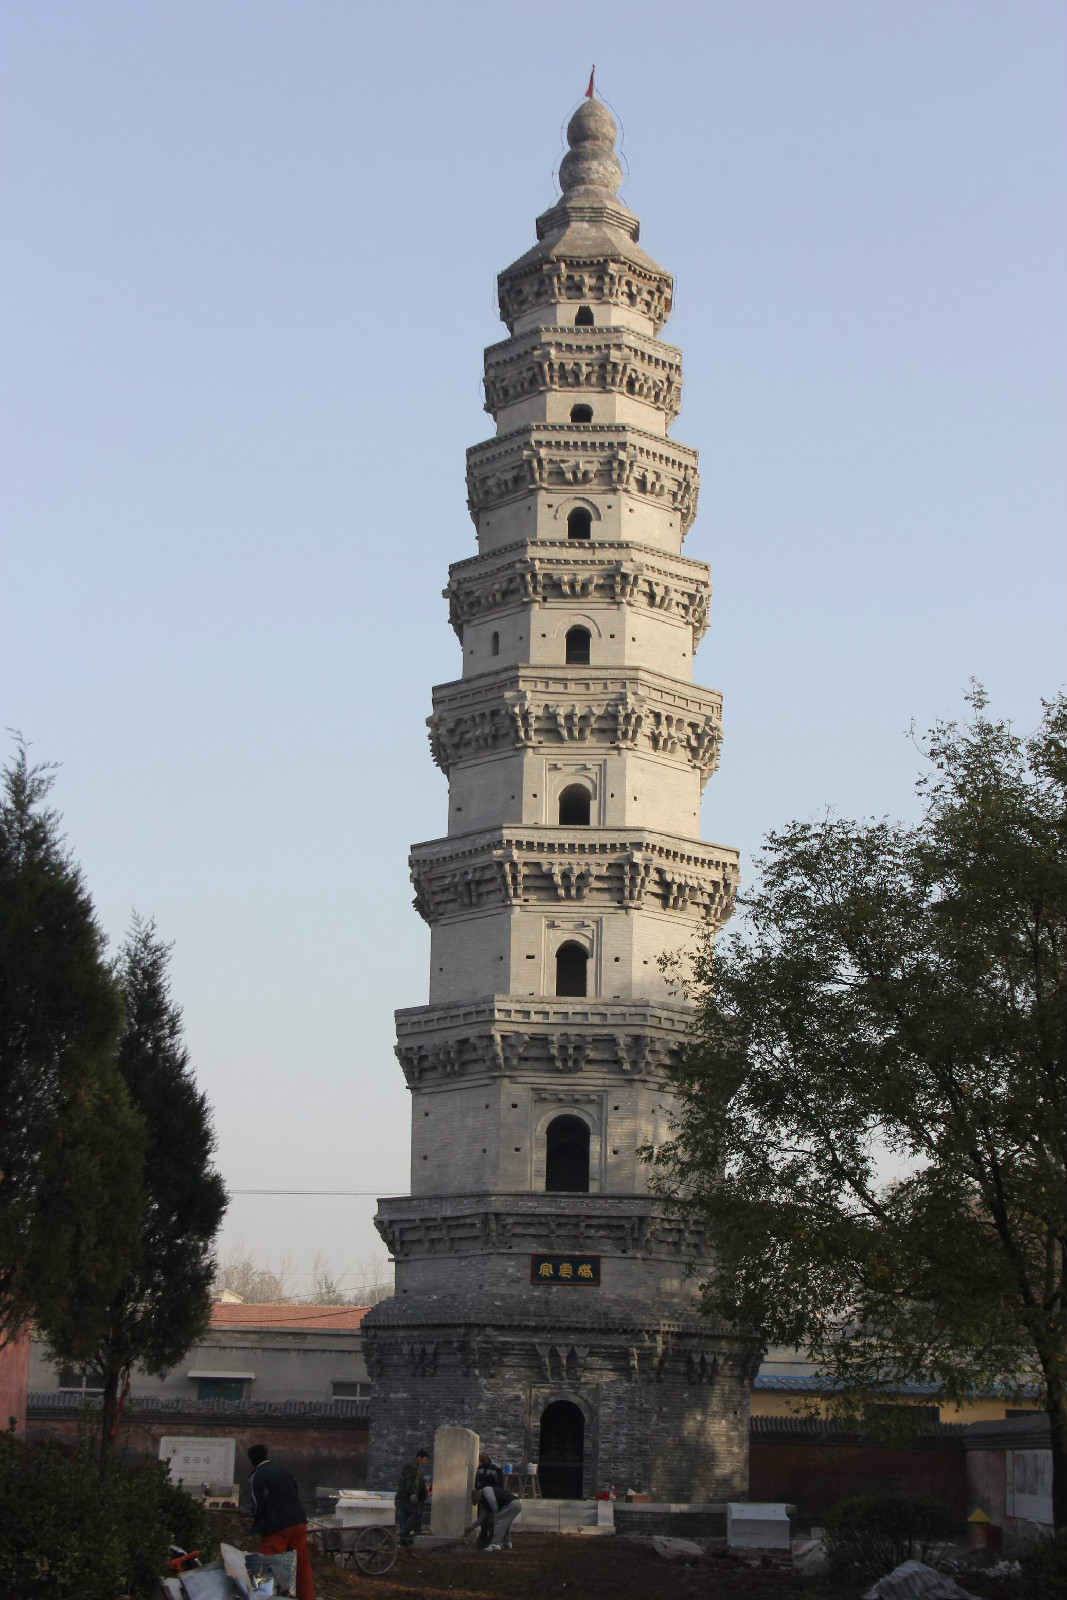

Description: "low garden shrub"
0 1425 214 1600
822 1491 957 1579
1020 1530 1067 1599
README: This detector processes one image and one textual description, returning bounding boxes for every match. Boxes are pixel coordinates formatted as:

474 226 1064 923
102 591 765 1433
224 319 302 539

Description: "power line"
228 1188 406 1197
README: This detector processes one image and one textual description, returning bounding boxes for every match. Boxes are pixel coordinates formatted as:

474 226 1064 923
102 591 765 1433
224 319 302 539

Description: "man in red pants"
247 1443 313 1600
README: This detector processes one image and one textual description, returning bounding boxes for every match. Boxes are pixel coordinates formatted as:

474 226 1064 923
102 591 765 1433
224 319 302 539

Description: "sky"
2 1 1064 1298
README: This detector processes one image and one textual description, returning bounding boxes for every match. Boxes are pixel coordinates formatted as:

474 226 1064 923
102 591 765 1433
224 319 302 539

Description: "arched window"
490 631 500 656
555 942 588 998
570 403 593 423
575 305 594 327
558 785 591 826
545 1115 590 1194
566 508 592 541
565 626 591 665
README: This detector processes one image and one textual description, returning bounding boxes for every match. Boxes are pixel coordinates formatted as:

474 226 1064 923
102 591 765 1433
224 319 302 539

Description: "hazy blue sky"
3 2 1064 1294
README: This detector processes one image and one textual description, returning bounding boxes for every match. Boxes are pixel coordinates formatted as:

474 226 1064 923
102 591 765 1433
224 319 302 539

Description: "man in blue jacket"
472 1450 521 1550
247 1444 312 1600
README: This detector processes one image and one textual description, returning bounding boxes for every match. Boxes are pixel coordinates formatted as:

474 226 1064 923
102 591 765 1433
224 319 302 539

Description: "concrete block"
727 1502 791 1550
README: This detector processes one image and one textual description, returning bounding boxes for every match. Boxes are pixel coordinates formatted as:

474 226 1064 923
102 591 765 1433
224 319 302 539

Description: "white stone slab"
336 1491 397 1527
158 1435 235 1492
518 1498 598 1532
430 1426 479 1538
727 1501 791 1550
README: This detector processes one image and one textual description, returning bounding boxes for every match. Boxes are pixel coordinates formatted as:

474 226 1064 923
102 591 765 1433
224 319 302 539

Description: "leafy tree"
39 917 227 1461
0 741 142 1352
650 691 1067 1524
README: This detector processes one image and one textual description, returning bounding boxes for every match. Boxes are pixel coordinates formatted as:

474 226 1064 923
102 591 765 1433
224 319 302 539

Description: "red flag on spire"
585 66 596 99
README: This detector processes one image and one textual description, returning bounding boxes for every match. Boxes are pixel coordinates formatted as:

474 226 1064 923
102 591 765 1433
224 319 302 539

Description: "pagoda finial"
559 90 621 198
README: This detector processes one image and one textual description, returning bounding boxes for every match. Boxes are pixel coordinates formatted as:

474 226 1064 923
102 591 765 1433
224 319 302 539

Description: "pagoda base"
362 1292 755 1501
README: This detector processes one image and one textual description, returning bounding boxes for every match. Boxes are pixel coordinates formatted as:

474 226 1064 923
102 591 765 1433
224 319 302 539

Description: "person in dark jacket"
471 1451 521 1550
247 1444 312 1600
395 1447 430 1553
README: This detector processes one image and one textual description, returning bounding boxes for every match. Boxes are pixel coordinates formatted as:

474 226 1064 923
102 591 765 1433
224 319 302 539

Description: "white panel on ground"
727 1502 791 1549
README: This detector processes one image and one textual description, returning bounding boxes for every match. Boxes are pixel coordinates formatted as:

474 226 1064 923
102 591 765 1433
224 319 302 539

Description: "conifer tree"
0 741 142 1353
48 917 229 1459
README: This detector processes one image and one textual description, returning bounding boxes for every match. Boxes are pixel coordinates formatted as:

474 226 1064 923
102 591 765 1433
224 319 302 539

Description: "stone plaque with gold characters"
530 1253 601 1285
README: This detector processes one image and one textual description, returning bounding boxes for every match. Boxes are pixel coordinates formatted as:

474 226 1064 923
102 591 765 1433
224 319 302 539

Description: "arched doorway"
538 1400 585 1498
545 1114 590 1193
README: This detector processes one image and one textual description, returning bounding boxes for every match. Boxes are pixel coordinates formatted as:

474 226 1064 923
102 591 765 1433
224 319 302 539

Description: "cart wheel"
354 1526 398 1575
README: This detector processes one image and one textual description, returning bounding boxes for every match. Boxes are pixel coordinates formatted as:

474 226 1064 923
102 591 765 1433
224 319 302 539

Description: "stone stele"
158 1435 235 1492
430 1426 480 1538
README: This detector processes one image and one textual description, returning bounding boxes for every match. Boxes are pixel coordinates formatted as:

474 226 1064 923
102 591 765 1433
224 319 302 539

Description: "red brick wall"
25 1414 368 1504
749 1437 966 1523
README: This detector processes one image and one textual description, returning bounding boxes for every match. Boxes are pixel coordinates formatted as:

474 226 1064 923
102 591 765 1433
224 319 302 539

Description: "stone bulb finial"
559 97 622 197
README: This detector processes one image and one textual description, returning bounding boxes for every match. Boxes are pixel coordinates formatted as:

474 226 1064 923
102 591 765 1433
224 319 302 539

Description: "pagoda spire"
559 95 622 198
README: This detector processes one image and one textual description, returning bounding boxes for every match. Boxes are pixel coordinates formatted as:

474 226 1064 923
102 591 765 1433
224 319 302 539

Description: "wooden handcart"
310 1492 400 1576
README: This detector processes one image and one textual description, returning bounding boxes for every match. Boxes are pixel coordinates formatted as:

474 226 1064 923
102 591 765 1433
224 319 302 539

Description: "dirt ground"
205 1513 1022 1600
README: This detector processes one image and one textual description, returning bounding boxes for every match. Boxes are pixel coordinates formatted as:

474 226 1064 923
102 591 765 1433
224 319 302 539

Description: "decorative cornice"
466 424 698 533
373 1193 707 1264
497 255 673 335
393 1023 678 1087
427 667 723 781
396 994 693 1035
443 540 710 646
408 825 738 927
482 328 683 423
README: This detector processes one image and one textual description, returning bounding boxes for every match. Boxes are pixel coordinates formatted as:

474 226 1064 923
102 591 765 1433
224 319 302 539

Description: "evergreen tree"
45 917 229 1459
0 741 142 1351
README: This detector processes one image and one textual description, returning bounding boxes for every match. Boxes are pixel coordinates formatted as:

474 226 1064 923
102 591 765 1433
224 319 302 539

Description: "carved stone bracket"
547 1033 590 1073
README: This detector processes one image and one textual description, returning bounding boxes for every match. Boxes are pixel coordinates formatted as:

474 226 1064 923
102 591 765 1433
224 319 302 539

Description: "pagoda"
363 94 755 1500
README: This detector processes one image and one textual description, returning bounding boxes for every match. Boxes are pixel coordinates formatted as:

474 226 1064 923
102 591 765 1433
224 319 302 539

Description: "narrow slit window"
490 631 500 656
